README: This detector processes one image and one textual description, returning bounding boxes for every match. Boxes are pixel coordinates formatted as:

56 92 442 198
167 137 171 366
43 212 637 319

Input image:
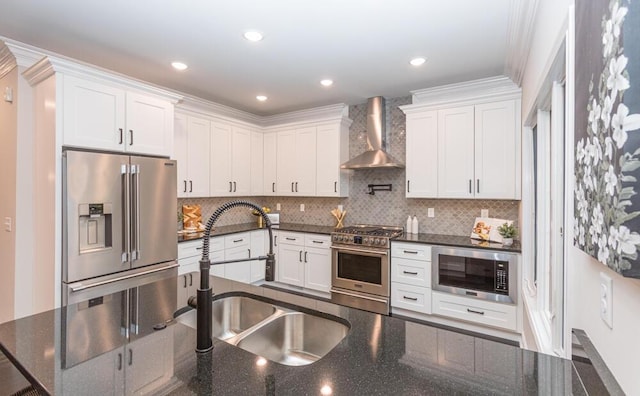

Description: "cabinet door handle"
117 353 123 371
403 271 418 275
304 251 308 263
469 179 472 194
467 308 485 315
119 128 124 145
272 182 275 193
403 250 418 254
189 273 193 287
274 235 277 246
128 348 133 366
129 130 134 146
189 180 193 192
295 182 298 192
403 296 418 301
233 181 237 192
476 179 480 194
183 180 187 193
334 181 337 193
291 182 294 192
183 275 187 288
407 180 410 193
299 250 303 262
229 182 233 193
248 249 251 258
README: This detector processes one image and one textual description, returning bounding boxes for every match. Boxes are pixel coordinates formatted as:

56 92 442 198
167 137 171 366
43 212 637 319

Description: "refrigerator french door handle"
121 164 130 263
130 164 141 261
130 286 139 335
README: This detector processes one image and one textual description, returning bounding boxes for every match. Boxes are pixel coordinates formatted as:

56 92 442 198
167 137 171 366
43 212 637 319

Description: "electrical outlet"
300 204 305 212
4 217 11 232
338 205 343 212
276 203 281 211
481 209 489 217
427 208 435 218
600 272 613 329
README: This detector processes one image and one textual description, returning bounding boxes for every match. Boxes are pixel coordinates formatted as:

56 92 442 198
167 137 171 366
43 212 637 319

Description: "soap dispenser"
406 215 412 234
412 215 419 234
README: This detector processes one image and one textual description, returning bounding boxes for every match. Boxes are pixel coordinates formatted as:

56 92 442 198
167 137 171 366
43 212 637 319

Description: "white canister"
411 215 419 234
406 216 412 233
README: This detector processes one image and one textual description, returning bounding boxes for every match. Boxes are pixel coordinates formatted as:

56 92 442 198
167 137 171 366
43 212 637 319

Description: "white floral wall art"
575 0 640 277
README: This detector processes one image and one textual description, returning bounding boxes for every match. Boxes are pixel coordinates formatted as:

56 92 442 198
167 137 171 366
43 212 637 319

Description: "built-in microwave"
432 246 517 304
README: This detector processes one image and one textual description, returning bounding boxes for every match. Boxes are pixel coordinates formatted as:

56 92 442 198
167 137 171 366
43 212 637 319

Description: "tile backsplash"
179 95 520 237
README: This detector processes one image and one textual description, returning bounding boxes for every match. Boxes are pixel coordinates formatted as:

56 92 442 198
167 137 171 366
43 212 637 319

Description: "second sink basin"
236 312 349 366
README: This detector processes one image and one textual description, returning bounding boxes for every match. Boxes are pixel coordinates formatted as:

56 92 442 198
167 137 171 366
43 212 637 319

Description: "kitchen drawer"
178 255 199 275
224 232 250 248
278 231 304 246
431 291 517 331
304 234 331 248
391 282 432 314
391 258 431 288
391 242 431 261
178 240 201 260
211 237 224 252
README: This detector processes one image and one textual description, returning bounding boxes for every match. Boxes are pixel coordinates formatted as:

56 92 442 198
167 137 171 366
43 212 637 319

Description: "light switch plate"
427 208 435 218
276 203 281 211
300 204 305 212
481 209 489 217
4 217 11 232
600 272 613 329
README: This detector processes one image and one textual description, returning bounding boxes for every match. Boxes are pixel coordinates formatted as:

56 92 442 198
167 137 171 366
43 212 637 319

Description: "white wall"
522 0 640 394
0 66 17 323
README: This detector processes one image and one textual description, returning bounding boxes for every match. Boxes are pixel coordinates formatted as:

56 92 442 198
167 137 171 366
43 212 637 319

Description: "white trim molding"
505 0 540 86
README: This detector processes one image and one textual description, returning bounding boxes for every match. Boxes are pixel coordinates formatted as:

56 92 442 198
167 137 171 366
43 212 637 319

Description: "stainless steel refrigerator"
61 149 178 368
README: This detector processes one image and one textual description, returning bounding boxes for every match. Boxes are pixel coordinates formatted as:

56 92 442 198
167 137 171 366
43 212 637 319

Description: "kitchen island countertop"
0 288 600 395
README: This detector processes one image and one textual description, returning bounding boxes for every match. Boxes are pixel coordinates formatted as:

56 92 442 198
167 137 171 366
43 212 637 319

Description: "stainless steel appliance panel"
128 155 177 269
62 263 177 368
63 150 131 282
331 245 390 297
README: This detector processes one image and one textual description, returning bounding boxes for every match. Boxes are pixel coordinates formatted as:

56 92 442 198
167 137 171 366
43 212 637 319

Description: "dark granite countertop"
178 222 336 243
0 289 594 395
395 232 522 253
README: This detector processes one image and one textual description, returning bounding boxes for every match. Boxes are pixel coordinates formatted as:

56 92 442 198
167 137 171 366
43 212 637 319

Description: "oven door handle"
331 288 389 304
330 246 388 256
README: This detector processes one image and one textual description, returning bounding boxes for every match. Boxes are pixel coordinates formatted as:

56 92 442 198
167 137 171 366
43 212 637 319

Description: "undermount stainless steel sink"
235 312 349 366
175 294 349 366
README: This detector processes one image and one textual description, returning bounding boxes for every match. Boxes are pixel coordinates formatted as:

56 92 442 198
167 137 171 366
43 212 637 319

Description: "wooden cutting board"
182 205 201 229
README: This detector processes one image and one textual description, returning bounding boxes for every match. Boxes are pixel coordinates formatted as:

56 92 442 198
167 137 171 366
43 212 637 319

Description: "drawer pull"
312 240 324 244
196 247 203 250
402 271 418 275
285 237 296 241
403 250 418 254
233 239 244 243
403 296 418 301
467 308 485 315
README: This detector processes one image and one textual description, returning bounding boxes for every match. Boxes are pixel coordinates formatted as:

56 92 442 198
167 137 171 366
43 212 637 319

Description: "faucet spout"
195 200 276 354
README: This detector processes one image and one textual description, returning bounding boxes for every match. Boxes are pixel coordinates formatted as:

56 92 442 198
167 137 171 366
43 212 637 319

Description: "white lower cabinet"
391 242 432 314
431 291 517 331
276 232 331 292
61 328 174 396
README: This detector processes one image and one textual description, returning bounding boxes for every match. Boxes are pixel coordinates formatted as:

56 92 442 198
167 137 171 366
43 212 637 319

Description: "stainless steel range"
330 225 403 315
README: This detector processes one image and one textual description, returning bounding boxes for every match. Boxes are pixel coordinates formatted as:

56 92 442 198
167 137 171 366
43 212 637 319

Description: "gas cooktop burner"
331 225 403 248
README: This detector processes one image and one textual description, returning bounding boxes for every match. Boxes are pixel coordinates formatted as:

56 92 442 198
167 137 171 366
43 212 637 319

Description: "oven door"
331 245 389 297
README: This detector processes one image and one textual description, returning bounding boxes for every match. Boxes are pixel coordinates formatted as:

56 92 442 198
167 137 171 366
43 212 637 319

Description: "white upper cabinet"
250 131 264 195
405 111 438 198
174 114 210 198
438 106 475 198
316 123 349 197
276 128 317 196
473 100 517 199
263 133 277 196
401 77 521 200
210 122 252 196
62 74 173 156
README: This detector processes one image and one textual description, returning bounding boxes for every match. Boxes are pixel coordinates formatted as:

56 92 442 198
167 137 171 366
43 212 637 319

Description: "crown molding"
261 103 350 129
177 96 263 127
0 46 16 79
504 0 539 85
0 40 48 79
401 76 521 112
22 57 55 86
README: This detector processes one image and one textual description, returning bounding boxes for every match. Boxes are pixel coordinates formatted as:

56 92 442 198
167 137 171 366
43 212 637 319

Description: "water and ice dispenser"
78 203 113 253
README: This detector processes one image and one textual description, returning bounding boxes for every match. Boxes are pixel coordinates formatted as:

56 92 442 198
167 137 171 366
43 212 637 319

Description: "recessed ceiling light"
171 61 188 71
244 31 264 42
409 57 426 66
320 79 334 87
256 95 268 102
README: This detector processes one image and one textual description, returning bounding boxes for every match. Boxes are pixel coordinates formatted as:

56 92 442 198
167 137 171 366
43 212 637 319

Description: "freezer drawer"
62 262 177 368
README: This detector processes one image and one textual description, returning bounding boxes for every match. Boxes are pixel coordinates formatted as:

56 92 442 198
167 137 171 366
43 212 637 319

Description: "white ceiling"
0 0 523 116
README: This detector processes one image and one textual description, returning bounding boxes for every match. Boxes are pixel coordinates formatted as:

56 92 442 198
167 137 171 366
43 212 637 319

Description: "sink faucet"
193 200 275 353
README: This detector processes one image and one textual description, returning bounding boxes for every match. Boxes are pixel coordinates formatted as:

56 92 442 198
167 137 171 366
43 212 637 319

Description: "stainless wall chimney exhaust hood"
341 97 405 169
